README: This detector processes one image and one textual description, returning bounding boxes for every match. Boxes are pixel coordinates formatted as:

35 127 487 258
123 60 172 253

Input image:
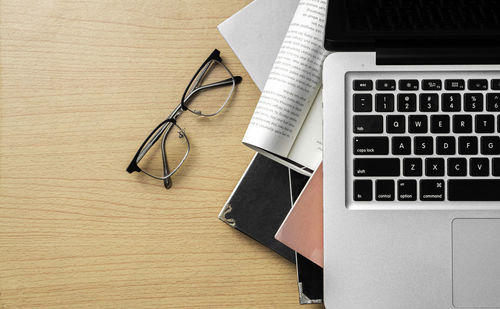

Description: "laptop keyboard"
348 72 500 203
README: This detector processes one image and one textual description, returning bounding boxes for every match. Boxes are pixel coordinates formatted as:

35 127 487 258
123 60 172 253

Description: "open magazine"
242 0 329 175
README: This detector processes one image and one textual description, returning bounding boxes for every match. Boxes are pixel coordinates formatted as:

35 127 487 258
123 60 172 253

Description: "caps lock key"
353 137 389 155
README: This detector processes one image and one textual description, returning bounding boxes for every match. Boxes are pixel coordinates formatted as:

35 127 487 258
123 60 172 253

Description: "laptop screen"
324 0 500 51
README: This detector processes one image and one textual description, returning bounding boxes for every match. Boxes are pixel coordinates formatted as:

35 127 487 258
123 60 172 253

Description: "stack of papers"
217 0 326 304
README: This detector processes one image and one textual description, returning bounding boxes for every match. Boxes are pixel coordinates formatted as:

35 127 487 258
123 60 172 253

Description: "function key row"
353 79 500 91
353 93 500 112
353 114 500 134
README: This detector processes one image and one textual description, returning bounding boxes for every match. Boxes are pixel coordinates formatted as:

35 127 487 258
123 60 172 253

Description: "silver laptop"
322 0 500 308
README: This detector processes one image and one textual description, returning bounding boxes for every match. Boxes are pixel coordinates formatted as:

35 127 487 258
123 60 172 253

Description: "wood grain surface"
0 1 323 308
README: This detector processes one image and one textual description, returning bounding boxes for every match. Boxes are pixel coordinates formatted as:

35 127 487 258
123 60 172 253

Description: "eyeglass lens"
136 121 189 180
184 60 236 117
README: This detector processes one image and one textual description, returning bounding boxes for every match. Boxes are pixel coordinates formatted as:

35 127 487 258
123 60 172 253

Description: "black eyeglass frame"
126 49 242 189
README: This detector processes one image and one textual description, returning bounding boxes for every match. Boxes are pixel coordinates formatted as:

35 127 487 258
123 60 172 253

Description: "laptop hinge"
376 47 500 66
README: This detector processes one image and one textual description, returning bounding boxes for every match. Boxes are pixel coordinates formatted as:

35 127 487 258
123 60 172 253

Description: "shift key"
354 158 400 176
354 115 383 133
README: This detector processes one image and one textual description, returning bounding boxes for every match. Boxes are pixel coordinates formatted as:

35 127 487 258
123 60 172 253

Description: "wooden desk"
0 1 322 308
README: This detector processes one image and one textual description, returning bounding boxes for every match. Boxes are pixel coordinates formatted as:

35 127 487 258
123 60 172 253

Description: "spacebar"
449 180 500 201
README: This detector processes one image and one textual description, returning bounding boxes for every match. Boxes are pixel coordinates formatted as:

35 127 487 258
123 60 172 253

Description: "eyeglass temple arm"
160 127 173 189
136 122 170 162
183 76 242 103
201 76 242 90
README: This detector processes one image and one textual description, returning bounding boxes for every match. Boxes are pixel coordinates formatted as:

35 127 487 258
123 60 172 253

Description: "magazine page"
242 0 329 158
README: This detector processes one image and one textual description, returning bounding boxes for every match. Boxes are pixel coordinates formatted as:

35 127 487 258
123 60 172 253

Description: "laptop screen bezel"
324 0 500 51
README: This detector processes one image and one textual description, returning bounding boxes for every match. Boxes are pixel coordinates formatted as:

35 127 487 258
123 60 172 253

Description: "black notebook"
219 153 323 304
219 153 309 263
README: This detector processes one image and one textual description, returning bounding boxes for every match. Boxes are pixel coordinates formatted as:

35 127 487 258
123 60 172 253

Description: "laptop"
322 0 500 308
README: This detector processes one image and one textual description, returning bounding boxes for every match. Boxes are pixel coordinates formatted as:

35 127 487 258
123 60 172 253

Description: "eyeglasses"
126 49 242 189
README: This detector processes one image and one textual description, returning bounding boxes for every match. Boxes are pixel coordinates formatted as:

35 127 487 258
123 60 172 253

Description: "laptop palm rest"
453 219 500 308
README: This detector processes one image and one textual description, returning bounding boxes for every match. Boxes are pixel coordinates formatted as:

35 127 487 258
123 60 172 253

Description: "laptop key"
376 79 396 90
398 180 417 201
436 136 456 155
448 180 500 201
353 137 389 155
486 93 500 111
419 94 439 112
353 80 373 91
398 94 417 112
403 158 422 176
453 115 472 133
409 115 428 133
422 79 442 90
354 158 400 176
475 115 494 133
464 93 484 111
458 136 478 155
420 180 445 201
445 79 465 90
470 158 489 176
448 158 467 176
481 136 500 155
492 79 500 90
353 94 372 112
375 94 395 112
392 137 411 155
399 79 419 90
353 115 383 133
431 115 450 133
376 180 395 201
442 93 461 111
353 180 373 201
386 115 405 133
414 136 434 155
493 158 500 176
468 79 488 90
426 158 445 176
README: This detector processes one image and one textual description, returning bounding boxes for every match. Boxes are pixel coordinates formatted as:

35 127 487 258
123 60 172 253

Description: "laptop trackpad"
453 219 500 308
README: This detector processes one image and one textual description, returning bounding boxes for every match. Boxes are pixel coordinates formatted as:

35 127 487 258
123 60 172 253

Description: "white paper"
218 0 300 91
288 89 323 170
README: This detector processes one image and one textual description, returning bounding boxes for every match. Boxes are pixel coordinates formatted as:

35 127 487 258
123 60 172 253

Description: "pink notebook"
275 164 323 267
